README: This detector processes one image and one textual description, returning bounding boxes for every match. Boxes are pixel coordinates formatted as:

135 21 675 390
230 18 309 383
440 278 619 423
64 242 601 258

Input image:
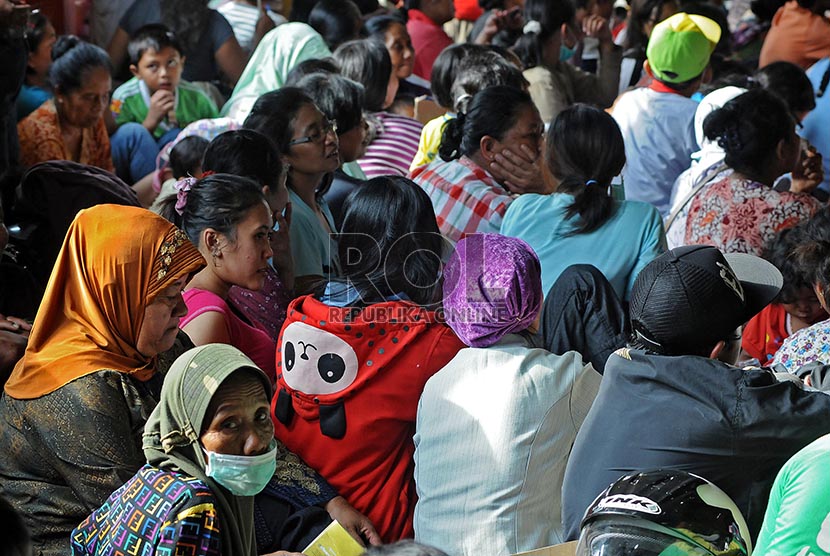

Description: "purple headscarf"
442 233 544 348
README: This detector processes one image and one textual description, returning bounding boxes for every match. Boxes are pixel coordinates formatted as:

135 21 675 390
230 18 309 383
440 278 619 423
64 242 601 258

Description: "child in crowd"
148 135 208 213
110 24 219 146
16 13 56 121
612 12 720 217
742 225 827 365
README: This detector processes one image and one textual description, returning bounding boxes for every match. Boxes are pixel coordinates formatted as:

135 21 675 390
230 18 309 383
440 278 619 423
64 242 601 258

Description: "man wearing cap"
611 12 721 217
561 245 830 541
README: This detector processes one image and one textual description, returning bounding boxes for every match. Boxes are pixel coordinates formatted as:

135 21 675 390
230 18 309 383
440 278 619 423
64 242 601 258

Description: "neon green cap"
646 12 721 84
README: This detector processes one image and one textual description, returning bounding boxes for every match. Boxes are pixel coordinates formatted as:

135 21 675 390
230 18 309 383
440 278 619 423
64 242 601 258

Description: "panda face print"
280 321 359 395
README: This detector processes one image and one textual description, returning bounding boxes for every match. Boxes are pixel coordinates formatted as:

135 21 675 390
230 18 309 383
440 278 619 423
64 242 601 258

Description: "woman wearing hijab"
71 344 302 556
222 23 331 122
0 206 347 556
0 205 204 556
413 233 602 555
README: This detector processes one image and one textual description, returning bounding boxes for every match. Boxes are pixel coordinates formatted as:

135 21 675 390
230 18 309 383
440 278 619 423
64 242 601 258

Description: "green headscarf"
142 344 273 556
221 22 332 122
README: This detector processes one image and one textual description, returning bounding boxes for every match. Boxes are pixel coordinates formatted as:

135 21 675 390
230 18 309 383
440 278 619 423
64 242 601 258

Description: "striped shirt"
217 1 286 52
409 155 513 244
358 111 423 179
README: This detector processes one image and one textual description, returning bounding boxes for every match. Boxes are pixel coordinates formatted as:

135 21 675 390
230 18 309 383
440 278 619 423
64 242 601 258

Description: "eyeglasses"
287 119 338 147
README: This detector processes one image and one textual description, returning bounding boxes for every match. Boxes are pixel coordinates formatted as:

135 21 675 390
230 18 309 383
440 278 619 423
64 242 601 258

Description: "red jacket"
407 9 454 80
272 295 464 541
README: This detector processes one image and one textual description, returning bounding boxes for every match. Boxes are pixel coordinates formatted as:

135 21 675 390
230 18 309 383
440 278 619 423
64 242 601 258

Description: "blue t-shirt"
500 193 666 300
119 0 233 83
16 84 52 121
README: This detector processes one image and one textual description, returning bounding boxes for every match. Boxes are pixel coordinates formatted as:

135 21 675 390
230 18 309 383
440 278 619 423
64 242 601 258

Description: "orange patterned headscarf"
4 205 205 399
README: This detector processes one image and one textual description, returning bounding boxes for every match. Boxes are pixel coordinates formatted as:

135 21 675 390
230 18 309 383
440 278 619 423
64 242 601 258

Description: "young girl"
16 13 56 120
742 224 827 365
159 173 278 382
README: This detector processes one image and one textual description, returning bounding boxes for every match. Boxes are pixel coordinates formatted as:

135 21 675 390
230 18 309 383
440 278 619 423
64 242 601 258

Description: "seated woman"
272 176 465 542
294 71 370 226
17 36 160 186
414 233 602 554
410 85 544 244
0 205 205 556
334 39 423 179
501 104 665 301
108 0 247 87
71 343 304 556
159 173 279 383
515 0 622 123
685 88 823 255
18 37 113 173
244 88 341 294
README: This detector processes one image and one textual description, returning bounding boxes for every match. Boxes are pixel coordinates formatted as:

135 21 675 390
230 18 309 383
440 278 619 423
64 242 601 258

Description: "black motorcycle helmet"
575 470 752 556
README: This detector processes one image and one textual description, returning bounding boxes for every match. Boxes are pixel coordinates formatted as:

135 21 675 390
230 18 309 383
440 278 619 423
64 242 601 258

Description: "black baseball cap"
629 245 782 354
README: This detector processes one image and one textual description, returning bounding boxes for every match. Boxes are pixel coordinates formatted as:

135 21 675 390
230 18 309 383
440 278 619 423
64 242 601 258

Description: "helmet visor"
575 522 748 556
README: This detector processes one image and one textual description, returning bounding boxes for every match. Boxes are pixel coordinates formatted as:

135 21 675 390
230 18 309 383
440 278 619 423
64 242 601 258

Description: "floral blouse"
17 99 113 172
684 175 820 255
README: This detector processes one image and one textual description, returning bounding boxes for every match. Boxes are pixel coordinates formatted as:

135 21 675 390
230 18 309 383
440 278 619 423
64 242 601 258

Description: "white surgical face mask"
204 439 277 496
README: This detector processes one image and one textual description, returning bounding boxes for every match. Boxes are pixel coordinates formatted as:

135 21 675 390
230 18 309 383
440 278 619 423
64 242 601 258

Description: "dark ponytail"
438 112 467 162
547 104 625 235
513 0 574 69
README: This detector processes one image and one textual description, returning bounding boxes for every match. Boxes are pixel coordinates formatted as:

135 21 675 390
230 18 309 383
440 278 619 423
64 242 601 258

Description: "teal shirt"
288 189 341 279
500 193 666 300
754 433 830 556
111 78 219 139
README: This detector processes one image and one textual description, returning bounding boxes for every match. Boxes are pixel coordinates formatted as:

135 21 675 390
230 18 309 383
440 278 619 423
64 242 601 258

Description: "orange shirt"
17 99 114 172
759 1 830 68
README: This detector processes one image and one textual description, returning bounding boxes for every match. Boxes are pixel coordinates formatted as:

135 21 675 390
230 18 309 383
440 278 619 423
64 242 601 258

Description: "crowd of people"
1 0 830 555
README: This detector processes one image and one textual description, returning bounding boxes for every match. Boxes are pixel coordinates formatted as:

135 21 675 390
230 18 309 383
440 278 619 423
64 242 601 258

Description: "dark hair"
755 61 816 114
430 43 481 109
439 86 535 161
294 72 365 133
243 88 331 198
0 496 30 556
244 88 316 153
331 176 444 307
363 541 449 556
763 226 812 304
364 13 407 38
703 88 795 177
158 173 267 245
49 36 111 94
479 0 506 8
750 0 786 21
284 57 341 86
547 105 625 235
127 23 183 65
624 0 676 54
794 208 830 303
448 47 527 113
202 130 283 186
24 12 50 66
160 0 210 53
514 0 576 69
308 0 363 50
333 39 392 112
169 136 209 179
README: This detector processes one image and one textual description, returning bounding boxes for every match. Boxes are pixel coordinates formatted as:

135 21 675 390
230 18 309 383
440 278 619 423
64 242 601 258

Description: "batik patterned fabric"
71 465 221 556
772 317 830 372
685 175 820 255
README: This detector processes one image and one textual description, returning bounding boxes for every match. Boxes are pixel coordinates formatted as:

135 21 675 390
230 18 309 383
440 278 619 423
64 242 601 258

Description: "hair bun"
51 35 82 61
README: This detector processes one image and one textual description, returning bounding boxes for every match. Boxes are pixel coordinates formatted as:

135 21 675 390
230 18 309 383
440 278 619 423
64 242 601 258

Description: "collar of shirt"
648 79 687 96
